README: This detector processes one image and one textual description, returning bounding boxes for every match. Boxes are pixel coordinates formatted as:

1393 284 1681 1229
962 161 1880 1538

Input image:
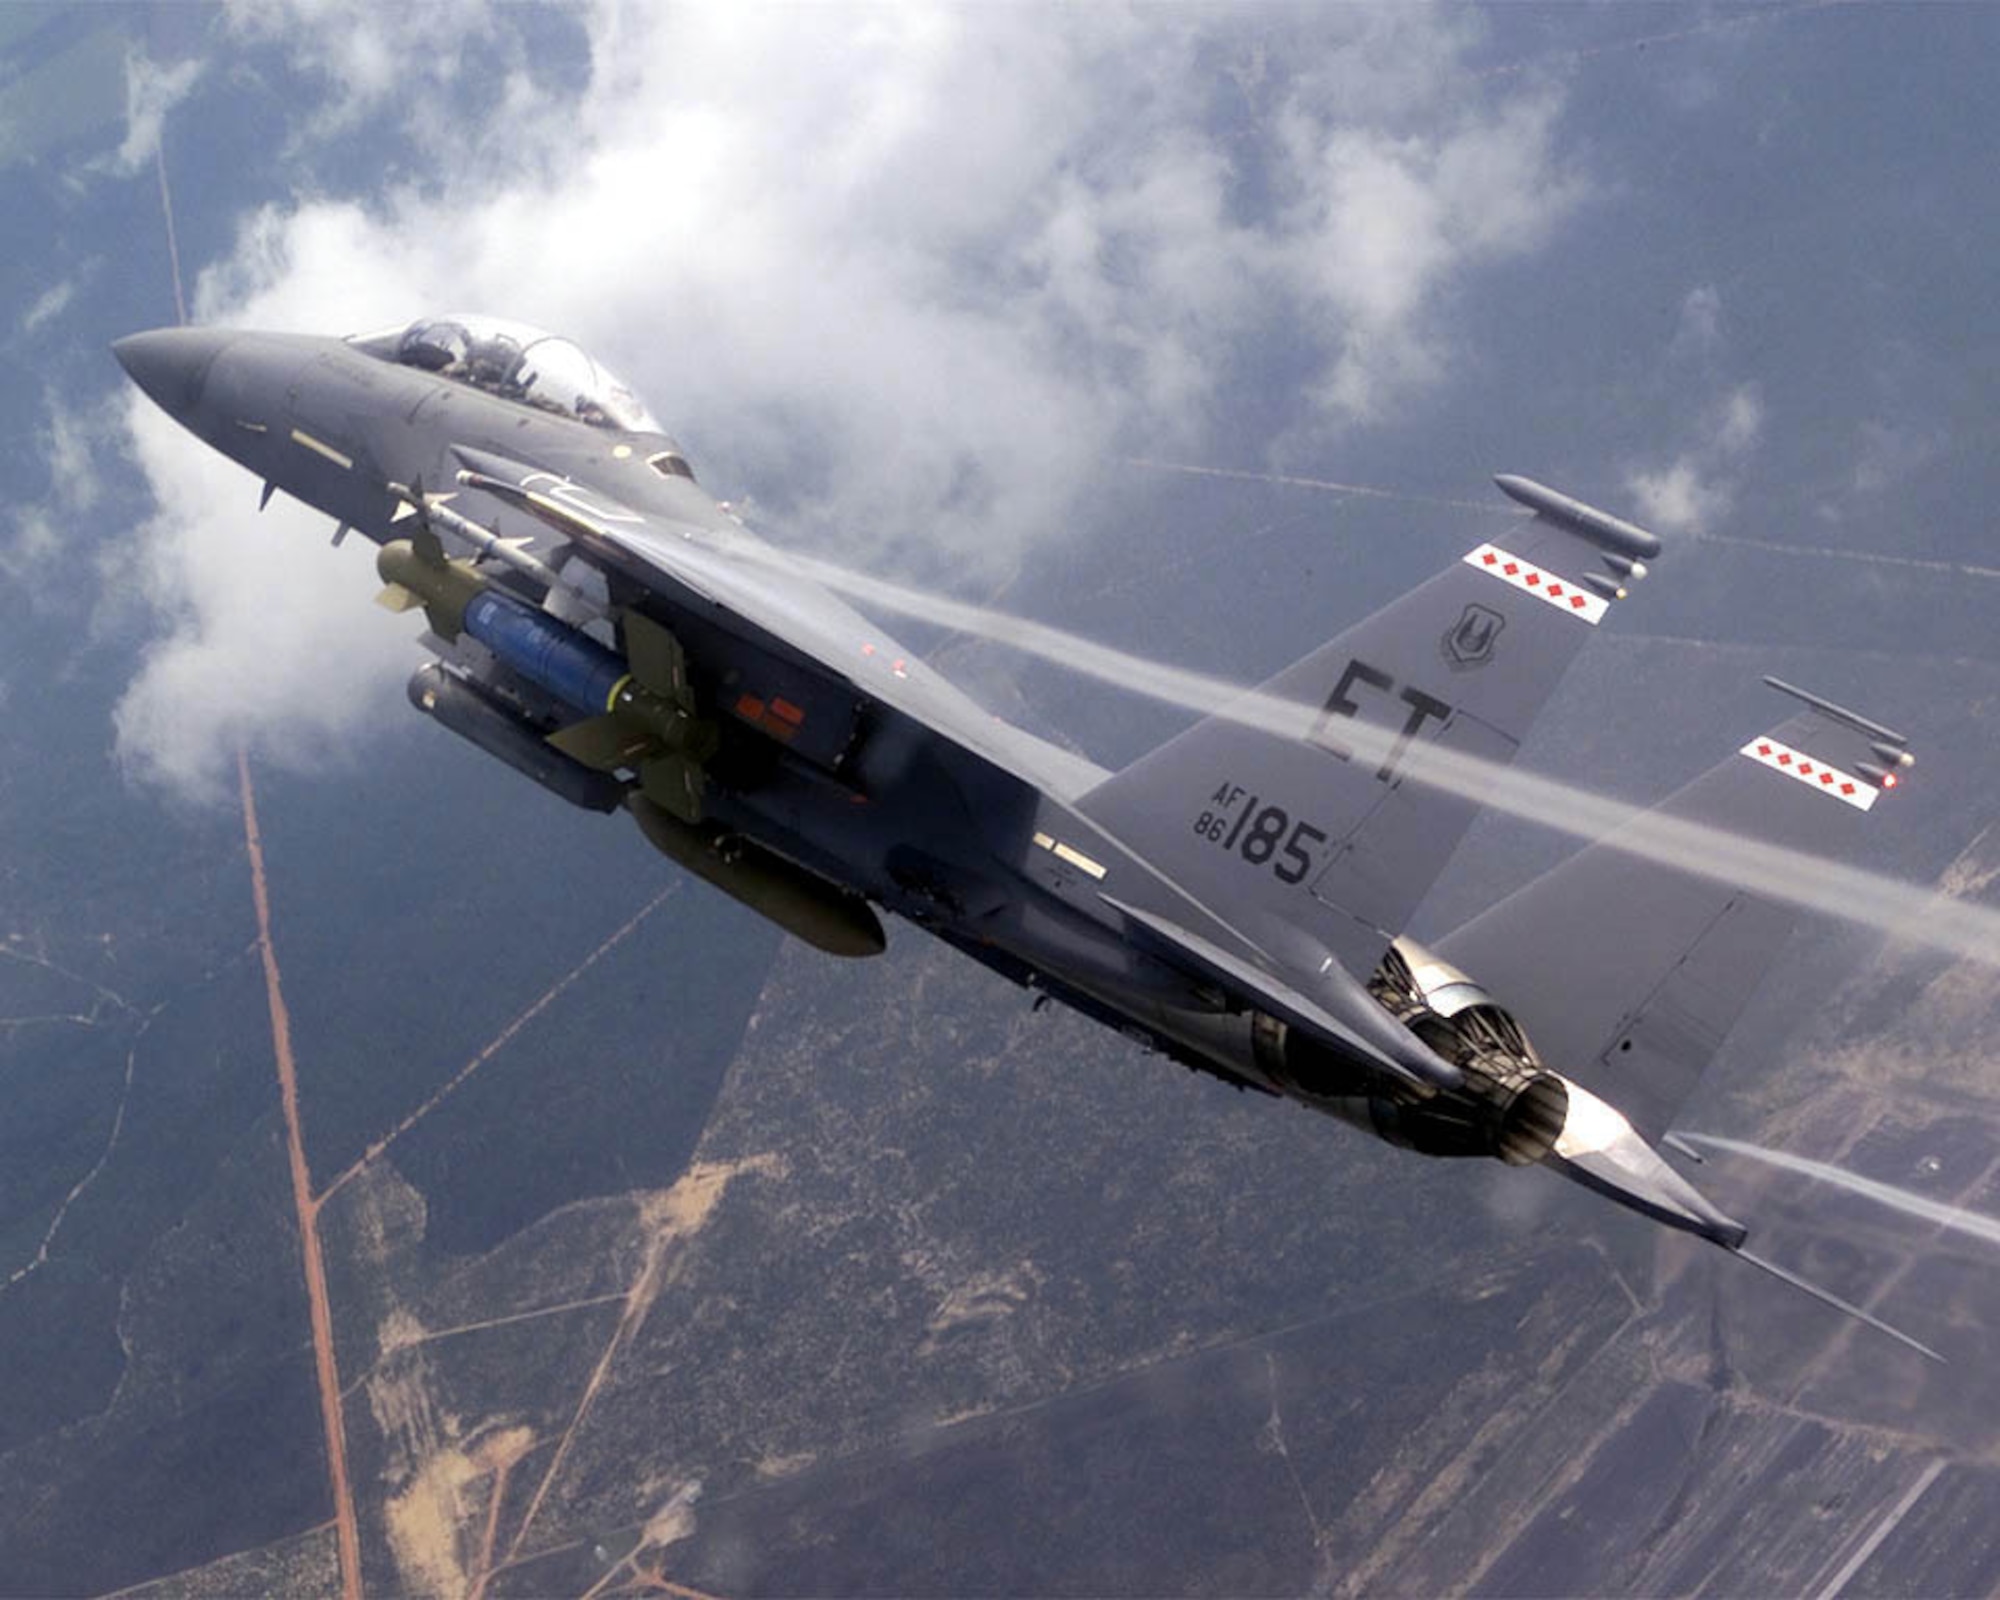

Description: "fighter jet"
115 313 1933 1358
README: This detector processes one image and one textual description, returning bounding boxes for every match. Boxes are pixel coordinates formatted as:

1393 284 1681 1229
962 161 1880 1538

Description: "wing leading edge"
443 443 1110 803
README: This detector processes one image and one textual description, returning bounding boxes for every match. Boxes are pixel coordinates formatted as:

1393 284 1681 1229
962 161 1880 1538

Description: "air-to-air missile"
381 524 885 957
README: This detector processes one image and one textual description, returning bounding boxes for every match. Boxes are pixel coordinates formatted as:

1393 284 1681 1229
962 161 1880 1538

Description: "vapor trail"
757 546 2000 971
1680 1133 2000 1250
1125 457 2000 585
1122 457 1499 514
1693 529 2000 584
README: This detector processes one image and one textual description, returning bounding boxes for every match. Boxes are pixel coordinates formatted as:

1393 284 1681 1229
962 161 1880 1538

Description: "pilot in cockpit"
372 314 663 435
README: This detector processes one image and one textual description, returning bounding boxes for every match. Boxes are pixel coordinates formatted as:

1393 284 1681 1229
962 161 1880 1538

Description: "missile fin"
259 480 277 511
548 712 654 771
641 753 705 824
623 610 694 709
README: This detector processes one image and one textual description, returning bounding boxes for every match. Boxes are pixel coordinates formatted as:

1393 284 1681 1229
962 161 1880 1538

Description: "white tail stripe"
1739 734 1878 811
1463 544 1608 624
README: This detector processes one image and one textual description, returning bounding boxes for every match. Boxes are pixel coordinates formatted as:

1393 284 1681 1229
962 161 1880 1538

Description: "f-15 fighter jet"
115 312 1932 1358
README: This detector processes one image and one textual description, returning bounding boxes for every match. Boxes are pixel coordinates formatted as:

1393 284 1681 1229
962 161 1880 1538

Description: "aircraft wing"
438 445 1108 800
1436 679 1914 1143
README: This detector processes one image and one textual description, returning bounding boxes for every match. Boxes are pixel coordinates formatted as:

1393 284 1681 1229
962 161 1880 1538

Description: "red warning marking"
1739 733 1878 811
769 698 805 726
1462 543 1608 624
734 693 765 721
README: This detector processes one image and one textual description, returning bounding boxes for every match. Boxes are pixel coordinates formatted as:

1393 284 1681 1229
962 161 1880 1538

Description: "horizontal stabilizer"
1544 1085 1942 1361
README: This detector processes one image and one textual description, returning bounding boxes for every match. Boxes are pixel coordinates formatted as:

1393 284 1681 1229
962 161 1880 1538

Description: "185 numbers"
1191 790 1327 885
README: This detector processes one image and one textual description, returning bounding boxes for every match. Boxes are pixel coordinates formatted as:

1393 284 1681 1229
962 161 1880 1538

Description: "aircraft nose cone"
112 326 236 419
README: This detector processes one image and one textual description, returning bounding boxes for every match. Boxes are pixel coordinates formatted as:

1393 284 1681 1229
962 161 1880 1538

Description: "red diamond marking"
1777 753 1792 765
1547 583 1564 598
1841 782 1856 795
1820 772 1835 785
1503 562 1520 576
1482 551 1499 565
1526 572 1541 586
1798 762 1814 776
1570 594 1588 609
1758 743 1773 757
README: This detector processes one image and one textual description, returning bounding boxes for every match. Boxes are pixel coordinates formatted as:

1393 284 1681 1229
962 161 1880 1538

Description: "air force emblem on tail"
1442 602 1504 670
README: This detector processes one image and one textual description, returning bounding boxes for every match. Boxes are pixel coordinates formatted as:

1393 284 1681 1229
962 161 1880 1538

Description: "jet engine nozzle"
1252 1011 1568 1165
1365 1060 1568 1165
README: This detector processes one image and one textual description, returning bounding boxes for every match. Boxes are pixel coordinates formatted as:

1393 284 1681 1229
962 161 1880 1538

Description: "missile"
407 663 625 813
1492 475 1662 561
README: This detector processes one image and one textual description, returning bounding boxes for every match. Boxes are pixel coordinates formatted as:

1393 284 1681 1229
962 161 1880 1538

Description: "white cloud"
109 2 1593 797
1713 384 1763 457
1672 283 1723 359
104 52 203 176
5 399 111 594
1626 459 1730 535
21 278 78 334
221 0 571 168
1849 419 1941 497
1624 300 1768 536
106 395 419 801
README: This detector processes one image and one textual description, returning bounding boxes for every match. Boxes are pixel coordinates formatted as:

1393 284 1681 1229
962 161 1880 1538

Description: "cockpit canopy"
351 313 663 434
